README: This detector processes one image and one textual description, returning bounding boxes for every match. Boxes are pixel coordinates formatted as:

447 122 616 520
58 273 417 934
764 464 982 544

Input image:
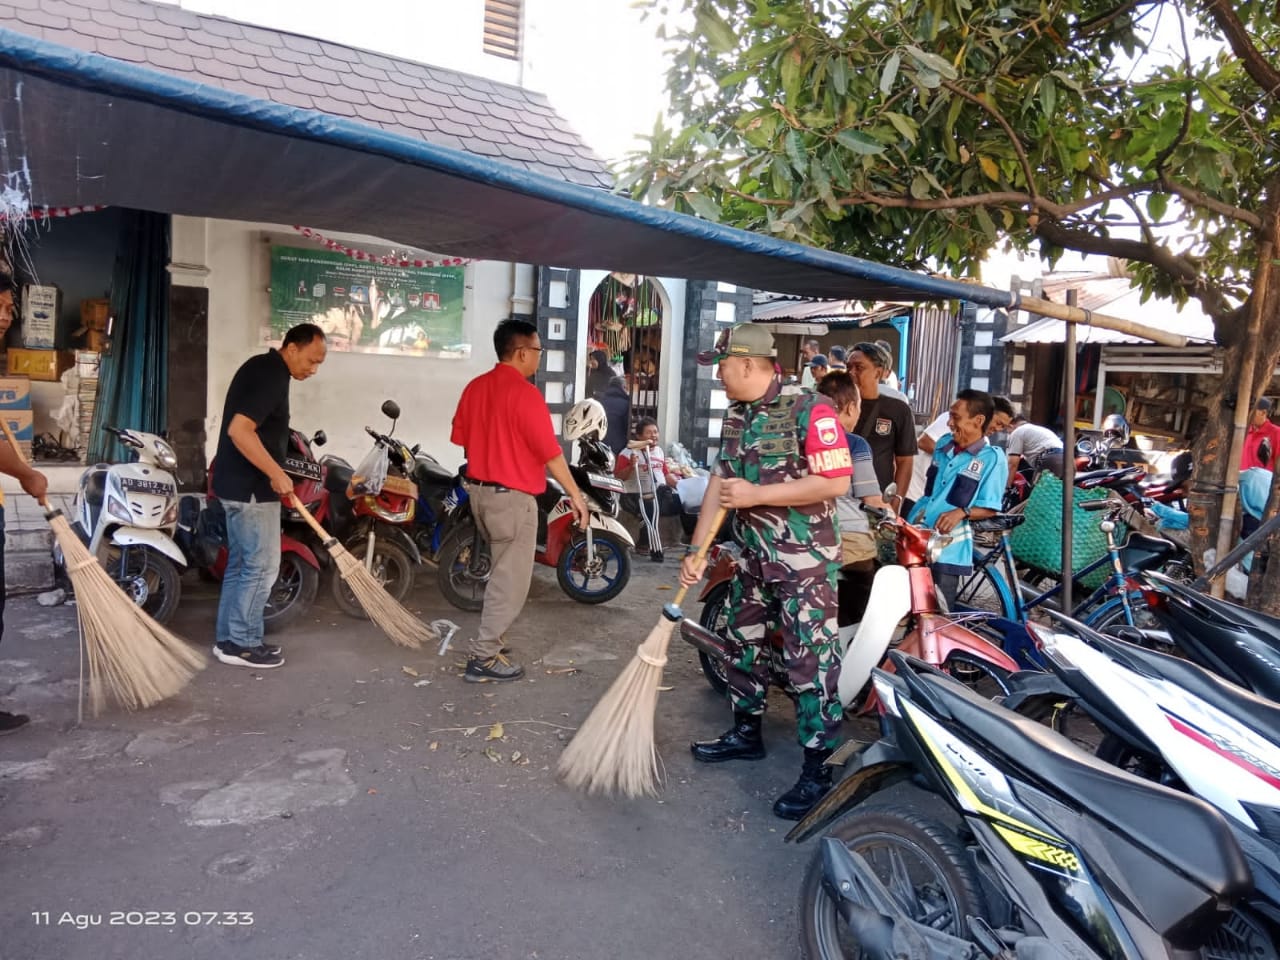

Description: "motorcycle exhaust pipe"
680 617 729 661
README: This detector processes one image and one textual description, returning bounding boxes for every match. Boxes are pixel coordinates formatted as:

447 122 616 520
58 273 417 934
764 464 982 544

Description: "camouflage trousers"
724 560 843 750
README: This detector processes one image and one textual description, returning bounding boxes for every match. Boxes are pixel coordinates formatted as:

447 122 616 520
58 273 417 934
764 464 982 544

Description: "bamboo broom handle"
288 493 335 542
0 415 49 509
672 506 730 608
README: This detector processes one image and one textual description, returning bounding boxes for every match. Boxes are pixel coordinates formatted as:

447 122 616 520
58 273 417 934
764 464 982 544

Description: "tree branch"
940 81 1039 201
1159 174 1265 229
1201 0 1280 103
845 183 1146 219
1075 0 1156 36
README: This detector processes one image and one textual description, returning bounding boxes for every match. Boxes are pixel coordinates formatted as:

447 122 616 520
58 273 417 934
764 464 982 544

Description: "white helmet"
563 398 608 441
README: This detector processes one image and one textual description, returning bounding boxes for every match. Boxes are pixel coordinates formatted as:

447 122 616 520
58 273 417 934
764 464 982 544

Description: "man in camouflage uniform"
680 324 853 820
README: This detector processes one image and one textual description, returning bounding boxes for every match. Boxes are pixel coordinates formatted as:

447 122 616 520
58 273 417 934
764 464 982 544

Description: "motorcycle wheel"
798 805 986 960
436 526 489 612
264 553 320 634
697 583 731 696
331 537 414 620
106 548 182 625
556 530 631 604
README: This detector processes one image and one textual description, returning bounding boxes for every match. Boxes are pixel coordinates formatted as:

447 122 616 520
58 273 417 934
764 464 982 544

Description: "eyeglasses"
520 345 544 353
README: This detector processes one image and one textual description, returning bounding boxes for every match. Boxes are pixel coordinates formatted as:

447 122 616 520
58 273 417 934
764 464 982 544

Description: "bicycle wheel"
1084 593 1160 634
954 561 1017 620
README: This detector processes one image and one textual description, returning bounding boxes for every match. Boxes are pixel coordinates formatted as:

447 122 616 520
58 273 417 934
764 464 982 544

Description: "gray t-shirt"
1007 422 1062 466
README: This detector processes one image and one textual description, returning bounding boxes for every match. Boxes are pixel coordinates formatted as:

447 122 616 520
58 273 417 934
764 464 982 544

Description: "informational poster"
265 246 469 358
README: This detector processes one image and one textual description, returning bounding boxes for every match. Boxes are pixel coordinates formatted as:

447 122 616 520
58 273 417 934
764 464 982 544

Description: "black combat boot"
690 711 766 763
772 747 834 820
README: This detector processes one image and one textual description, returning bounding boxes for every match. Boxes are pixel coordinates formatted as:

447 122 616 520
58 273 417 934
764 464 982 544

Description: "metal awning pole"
1062 290 1078 614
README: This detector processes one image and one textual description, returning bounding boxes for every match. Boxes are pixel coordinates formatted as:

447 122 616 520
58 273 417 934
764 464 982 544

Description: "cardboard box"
8 348 74 382
21 284 59 349
1 409 33 445
80 298 110 333
84 330 108 353
0 376 32 410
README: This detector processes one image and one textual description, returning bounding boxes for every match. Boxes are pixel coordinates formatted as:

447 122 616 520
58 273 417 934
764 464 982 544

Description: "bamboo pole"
1015 295 1188 348
1062 290 1078 613
1212 237 1272 598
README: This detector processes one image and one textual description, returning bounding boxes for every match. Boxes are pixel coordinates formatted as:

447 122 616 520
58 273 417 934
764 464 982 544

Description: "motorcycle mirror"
312 430 327 447
381 400 401 422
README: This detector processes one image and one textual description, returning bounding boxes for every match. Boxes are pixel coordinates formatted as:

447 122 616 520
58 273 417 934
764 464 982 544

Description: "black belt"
468 478 510 491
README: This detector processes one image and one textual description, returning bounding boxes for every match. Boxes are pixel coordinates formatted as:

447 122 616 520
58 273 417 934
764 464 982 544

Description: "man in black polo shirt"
212 323 327 668
848 341 915 504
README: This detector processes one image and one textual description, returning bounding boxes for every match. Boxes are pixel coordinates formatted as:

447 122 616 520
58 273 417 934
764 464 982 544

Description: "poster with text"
266 246 469 358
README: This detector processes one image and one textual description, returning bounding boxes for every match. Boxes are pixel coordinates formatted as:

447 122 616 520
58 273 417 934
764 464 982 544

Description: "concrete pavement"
0 554 869 960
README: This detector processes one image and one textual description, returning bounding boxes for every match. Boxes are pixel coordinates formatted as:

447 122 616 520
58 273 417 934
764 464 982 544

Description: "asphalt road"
0 556 868 960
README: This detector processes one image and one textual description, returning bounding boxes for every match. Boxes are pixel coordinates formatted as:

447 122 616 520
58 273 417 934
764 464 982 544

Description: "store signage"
265 246 468 359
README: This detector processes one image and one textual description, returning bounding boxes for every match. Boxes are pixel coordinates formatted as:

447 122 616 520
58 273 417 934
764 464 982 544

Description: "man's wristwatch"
962 506 971 519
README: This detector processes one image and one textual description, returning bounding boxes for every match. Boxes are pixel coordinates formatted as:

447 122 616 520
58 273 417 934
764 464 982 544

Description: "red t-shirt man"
1242 398 1280 471
449 320 588 683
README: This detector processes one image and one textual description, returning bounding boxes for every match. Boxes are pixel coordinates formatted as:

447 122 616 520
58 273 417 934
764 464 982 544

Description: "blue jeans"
215 498 281 649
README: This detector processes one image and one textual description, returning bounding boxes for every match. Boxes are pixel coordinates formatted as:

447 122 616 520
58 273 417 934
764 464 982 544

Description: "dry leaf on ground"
487 723 505 741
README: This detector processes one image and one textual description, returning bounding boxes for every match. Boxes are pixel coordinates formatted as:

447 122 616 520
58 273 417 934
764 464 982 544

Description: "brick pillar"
678 281 753 467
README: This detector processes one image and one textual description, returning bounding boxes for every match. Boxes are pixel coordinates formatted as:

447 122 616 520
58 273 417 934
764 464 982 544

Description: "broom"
0 419 205 714
289 494 437 649
559 506 729 798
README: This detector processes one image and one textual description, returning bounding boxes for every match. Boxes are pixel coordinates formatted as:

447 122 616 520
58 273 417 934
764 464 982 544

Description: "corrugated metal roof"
1002 283 1216 344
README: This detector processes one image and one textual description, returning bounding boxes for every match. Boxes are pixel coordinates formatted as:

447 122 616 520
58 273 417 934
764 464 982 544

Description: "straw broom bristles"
290 495 437 649
0 418 203 714
51 511 206 714
558 508 728 798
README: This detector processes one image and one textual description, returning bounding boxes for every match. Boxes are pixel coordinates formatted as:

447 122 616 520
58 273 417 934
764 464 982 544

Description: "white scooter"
54 426 185 623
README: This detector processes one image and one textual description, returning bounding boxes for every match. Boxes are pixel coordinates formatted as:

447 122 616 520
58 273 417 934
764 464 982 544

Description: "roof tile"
17 6 70 28
254 56 301 78
320 41 360 64
144 46 194 71
280 32 324 55
192 56 241 81
0 0 609 187
199 17 243 39
462 138 503 157
281 74 327 98
270 87 315 110
328 85 369 106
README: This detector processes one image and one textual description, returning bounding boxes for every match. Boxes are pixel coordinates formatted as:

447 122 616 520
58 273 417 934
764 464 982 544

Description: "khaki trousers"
467 484 539 659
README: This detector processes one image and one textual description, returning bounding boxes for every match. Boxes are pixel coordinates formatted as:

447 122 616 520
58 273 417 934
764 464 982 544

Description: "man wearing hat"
808 354 831 382
680 324 853 820
1243 397 1280 471
848 341 916 501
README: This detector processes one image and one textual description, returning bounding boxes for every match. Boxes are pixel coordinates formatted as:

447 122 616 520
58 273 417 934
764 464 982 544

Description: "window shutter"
483 0 522 60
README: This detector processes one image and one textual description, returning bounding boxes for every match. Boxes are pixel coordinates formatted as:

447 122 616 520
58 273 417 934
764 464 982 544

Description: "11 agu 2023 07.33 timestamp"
31 911 254 930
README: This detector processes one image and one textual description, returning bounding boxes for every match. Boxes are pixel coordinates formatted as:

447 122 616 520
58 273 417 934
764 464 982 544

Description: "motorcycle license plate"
284 457 322 481
121 477 173 496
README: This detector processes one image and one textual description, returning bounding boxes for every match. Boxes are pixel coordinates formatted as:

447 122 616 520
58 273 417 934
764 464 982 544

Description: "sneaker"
213 642 285 669
464 654 525 683
0 710 30 735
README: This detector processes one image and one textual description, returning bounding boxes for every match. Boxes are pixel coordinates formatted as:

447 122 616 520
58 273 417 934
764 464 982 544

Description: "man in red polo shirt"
1242 397 1280 471
452 319 590 682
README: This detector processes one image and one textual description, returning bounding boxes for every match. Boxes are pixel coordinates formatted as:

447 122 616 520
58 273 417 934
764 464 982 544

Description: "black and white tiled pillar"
534 266 579 453
678 280 753 467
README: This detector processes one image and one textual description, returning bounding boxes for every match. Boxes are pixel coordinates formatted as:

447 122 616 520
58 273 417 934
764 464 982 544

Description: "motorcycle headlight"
927 531 953 563
106 496 133 523
154 439 178 471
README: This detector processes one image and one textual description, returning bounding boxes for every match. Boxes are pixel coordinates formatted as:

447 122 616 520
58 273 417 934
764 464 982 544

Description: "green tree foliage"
627 0 1280 595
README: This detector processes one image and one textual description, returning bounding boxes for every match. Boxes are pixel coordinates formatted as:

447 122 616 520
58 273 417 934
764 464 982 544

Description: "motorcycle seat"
324 461 353 495
970 514 1025 533
1151 573 1280 649
413 455 456 489
1119 532 1177 573
909 662 1253 901
1091 629 1280 763
1075 466 1144 488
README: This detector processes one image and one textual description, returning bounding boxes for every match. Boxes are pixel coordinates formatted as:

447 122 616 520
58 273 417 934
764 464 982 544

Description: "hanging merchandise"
291 226 471 269
0 205 109 222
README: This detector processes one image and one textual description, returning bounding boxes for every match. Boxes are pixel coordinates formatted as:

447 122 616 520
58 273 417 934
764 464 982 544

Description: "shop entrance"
585 273 664 434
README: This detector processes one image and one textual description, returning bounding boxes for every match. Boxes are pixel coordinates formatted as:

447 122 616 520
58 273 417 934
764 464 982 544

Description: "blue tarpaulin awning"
0 27 1185 346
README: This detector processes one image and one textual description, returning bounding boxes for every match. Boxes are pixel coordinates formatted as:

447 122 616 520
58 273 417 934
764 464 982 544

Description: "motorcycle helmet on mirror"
563 398 608 441
1101 413 1131 447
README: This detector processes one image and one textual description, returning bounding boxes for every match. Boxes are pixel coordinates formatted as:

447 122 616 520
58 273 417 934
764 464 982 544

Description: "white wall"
173 216 527 473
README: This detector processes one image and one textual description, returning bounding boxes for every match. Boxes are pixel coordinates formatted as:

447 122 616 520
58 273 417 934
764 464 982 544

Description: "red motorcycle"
679 507 1021 714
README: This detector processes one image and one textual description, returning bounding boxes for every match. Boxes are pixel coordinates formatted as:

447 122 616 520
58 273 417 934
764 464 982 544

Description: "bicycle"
953 497 1189 667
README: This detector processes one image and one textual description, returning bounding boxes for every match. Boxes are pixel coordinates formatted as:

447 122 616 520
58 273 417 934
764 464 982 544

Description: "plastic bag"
350 443 389 496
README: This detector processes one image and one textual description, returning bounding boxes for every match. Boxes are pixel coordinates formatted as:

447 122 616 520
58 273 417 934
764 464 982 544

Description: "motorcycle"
435 433 634 609
174 429 326 633
679 504 1022 712
55 426 185 623
786 651 1273 959
326 401 421 618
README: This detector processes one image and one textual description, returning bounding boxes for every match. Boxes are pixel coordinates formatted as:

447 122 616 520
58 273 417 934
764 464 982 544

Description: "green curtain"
88 211 170 463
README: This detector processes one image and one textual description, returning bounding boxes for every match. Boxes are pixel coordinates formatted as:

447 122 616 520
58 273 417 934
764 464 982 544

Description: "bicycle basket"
1008 474 1124 590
